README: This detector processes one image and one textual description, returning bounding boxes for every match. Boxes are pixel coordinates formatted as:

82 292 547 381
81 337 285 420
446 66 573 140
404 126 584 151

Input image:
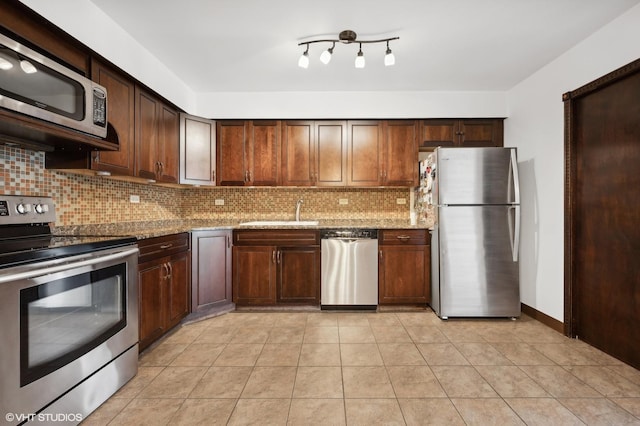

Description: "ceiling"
86 0 638 93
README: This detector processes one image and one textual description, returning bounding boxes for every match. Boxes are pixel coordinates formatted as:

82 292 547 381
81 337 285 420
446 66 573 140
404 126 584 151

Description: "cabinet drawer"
138 233 190 263
234 230 320 246
379 229 429 245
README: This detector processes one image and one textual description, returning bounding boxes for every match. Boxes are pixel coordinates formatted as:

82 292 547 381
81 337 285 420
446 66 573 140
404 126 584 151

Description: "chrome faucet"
295 199 304 221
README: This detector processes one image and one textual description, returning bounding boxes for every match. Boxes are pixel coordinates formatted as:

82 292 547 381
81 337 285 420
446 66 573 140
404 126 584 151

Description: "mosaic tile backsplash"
1 146 414 226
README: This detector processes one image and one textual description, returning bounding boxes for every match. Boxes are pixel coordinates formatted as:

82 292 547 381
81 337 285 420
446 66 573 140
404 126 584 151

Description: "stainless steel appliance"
0 32 107 138
428 147 520 319
0 195 138 425
320 229 378 309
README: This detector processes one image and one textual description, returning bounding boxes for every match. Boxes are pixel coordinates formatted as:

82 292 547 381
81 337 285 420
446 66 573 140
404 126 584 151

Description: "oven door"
0 245 138 420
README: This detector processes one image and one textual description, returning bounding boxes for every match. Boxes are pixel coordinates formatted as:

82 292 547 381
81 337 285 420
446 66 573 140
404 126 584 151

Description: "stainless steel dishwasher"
320 229 378 309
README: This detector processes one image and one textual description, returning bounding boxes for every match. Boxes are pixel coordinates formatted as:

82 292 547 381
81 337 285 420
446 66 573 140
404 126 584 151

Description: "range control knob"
16 203 32 214
34 203 48 214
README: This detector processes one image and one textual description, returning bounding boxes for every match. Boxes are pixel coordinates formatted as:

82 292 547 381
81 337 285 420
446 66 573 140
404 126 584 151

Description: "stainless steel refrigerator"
429 147 520 319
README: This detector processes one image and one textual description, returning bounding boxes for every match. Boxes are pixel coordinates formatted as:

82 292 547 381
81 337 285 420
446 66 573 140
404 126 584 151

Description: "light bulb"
20 59 37 74
298 51 309 69
0 57 13 70
320 43 335 65
384 48 395 66
355 45 365 69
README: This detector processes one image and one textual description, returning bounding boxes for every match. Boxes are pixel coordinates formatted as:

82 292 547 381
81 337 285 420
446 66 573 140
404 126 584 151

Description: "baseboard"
521 303 564 334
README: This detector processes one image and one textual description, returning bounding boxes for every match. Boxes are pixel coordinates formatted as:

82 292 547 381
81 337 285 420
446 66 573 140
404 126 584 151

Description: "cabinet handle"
379 250 383 259
248 171 252 182
245 170 249 182
162 263 169 280
272 250 276 264
396 235 411 241
160 243 173 249
93 151 100 164
276 250 281 264
167 262 172 280
227 234 231 248
212 170 216 182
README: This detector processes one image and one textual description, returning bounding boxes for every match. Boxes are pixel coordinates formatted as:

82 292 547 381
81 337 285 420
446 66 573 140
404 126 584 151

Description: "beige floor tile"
452 398 525 425
336 313 371 326
168 399 236 425
342 366 395 398
567 339 628 366
515 324 569 344
138 343 188 367
610 397 640 417
108 398 184 426
405 326 449 343
344 399 405 425
367 313 402 327
491 342 556 365
267 327 305 343
189 366 253 398
439 326 487 343
113 366 164 399
232 312 278 327
340 343 384 366
303 326 339 343
287 399 346 425
338 326 376 343
271 312 309 327
396 311 437 327
398 398 465 425
200 313 243 328
298 343 341 366
194 326 238 343
241 366 297 398
519 365 602 397
137 366 207 398
559 397 640 425
387 366 446 398
305 313 338 327
565 365 640 397
81 397 130 425
475 365 549 397
229 327 272 344
227 398 290 426
256 343 301 366
293 366 343 398
170 343 225 366
371 325 413 343
455 342 513 365
416 343 470 365
506 397 584 425
431 366 498 398
535 343 601 365
608 365 640 386
161 324 206 344
476 327 523 343
213 343 264 366
379 343 427 366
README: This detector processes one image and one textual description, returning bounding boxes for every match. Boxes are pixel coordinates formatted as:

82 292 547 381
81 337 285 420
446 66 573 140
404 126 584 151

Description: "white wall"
506 3 640 321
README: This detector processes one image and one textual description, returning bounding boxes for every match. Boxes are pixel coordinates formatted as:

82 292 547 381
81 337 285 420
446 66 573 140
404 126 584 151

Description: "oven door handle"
0 247 139 284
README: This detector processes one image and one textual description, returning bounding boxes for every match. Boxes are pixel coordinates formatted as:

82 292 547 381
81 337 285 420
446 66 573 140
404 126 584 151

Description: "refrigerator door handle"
509 149 521 205
508 205 520 262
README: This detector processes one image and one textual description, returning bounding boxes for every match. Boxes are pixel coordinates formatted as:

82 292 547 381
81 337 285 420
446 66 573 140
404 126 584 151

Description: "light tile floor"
83 310 640 425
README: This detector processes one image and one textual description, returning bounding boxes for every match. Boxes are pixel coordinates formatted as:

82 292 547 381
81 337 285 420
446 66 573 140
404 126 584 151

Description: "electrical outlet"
338 198 349 205
214 199 225 206
129 195 140 203
396 198 407 205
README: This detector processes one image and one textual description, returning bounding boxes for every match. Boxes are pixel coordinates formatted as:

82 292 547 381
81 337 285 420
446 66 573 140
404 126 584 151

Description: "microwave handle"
0 247 139 284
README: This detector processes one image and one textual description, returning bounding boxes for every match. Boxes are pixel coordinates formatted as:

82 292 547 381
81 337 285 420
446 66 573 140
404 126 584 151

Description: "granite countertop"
55 218 432 240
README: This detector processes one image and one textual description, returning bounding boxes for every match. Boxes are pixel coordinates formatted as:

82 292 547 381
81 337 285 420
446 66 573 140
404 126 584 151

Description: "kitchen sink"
239 220 319 226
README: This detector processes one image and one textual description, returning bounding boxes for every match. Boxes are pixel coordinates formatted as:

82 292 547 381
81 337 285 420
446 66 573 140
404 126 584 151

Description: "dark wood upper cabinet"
315 121 347 187
180 113 216 186
282 120 316 186
347 121 384 186
383 120 419 186
420 118 504 149
216 121 248 186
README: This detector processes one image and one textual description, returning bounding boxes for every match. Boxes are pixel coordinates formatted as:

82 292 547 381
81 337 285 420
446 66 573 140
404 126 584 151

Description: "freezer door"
436 147 518 205
438 205 520 318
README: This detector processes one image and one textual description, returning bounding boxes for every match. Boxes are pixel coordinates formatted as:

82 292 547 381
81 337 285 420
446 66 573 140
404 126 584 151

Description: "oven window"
20 263 127 386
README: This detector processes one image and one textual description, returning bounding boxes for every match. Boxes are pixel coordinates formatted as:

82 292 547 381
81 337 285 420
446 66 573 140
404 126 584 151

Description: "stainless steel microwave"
0 32 107 138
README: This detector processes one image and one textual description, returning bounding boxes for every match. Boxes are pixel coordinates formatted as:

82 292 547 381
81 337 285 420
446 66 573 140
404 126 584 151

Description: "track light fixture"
298 30 399 69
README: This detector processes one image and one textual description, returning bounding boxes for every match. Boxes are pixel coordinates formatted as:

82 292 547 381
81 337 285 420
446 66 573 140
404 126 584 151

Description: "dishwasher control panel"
320 229 377 239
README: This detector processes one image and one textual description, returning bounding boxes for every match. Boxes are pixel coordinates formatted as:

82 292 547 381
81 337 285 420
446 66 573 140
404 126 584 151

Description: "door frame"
563 57 640 337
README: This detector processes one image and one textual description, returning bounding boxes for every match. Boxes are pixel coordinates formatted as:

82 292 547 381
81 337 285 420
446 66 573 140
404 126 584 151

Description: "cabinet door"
233 246 277 305
383 120 418 186
250 121 280 185
420 119 458 150
379 245 430 304
90 58 135 175
135 86 160 180
217 121 248 186
459 119 504 147
282 121 315 186
192 231 232 312
180 113 216 186
138 261 165 351
158 104 179 183
277 246 320 304
315 121 347 186
166 252 190 328
347 120 383 186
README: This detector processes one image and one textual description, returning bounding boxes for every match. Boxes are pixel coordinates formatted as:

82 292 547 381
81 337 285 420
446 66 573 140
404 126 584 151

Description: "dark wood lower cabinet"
378 229 431 305
232 245 277 305
191 230 233 312
277 246 320 304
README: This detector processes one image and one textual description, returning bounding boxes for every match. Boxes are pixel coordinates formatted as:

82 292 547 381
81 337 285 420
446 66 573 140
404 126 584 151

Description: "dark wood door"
282 121 315 186
567 62 640 369
383 120 418 186
232 245 277 305
379 245 430 304
192 231 232 311
90 58 135 175
135 86 159 180
250 121 280 185
166 253 190 328
138 260 165 351
277 246 320 304
347 120 383 186
315 121 347 186
420 119 458 149
459 119 504 147
158 104 179 183
217 121 248 185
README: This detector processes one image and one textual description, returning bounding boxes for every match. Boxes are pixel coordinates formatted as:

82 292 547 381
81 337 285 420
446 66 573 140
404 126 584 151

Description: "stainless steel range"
0 195 138 425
